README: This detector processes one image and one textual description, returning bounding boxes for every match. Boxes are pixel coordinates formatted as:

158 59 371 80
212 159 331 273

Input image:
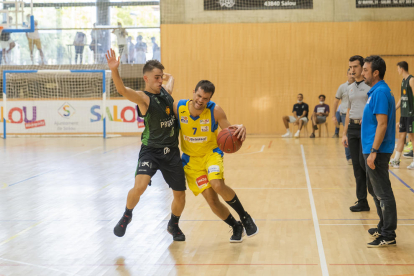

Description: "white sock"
286 129 290 134
295 130 300 134
394 151 401 160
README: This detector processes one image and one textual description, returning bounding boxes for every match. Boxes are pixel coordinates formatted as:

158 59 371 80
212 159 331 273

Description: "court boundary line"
301 145 329 276
389 170 414 194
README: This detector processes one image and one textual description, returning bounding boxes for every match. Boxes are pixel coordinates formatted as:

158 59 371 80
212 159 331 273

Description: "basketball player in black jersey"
106 49 187 241
389 61 414 169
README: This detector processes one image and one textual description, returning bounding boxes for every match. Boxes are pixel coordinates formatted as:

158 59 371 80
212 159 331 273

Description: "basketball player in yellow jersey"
173 80 258 243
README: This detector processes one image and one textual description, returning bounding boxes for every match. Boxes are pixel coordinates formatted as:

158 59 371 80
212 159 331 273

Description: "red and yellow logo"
165 106 171 115
403 89 406 95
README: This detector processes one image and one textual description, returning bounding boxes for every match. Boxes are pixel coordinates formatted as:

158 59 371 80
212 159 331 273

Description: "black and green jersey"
401 75 414 117
138 87 178 148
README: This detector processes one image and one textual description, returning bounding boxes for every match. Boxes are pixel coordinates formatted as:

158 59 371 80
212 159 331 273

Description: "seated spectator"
310 94 330 138
282 93 309 138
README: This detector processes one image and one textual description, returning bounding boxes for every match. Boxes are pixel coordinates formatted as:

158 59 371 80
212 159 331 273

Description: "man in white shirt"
113 22 128 63
26 20 45 65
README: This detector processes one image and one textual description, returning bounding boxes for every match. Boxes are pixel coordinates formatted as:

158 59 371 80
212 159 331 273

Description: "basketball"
217 128 243 154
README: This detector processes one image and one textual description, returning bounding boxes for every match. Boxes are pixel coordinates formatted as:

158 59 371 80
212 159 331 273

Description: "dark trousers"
348 124 367 202
363 153 397 239
75 46 84 64
336 112 351 160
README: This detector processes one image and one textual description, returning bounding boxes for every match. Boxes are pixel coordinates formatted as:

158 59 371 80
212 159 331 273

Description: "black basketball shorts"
135 145 186 191
399 117 414 133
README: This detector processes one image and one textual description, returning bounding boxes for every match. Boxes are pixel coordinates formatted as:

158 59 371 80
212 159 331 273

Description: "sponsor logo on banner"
183 135 207 143
90 105 144 128
196 175 209 189
1 106 46 129
219 0 236 7
200 119 210 124
201 126 209 132
25 120 46 129
181 116 188 124
208 165 220 174
58 102 76 119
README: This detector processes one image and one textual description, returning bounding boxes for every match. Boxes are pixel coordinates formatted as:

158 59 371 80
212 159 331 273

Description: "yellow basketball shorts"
182 149 224 196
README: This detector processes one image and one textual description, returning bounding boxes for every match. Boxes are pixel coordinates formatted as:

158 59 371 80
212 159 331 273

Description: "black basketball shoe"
114 214 132 237
230 221 245 243
167 220 186 241
241 213 259 237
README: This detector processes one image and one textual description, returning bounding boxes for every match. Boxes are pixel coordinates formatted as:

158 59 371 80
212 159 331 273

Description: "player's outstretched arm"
106 49 150 112
162 73 174 95
173 101 179 119
214 105 246 141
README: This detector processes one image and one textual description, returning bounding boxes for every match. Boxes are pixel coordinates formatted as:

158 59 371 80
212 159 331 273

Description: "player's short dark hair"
143 60 164 75
365 55 386 80
298 93 303 97
195 80 215 96
319 94 326 100
397 61 409 72
349 55 364 67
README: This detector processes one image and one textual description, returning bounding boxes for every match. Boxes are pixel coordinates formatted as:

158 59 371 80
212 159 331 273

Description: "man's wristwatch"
370 148 379 153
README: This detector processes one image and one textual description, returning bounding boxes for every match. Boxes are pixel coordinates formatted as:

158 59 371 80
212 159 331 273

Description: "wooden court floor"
1 136 414 276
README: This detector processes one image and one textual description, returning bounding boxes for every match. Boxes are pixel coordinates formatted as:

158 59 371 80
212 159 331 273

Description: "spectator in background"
309 95 330 138
113 22 128 63
127 36 135 63
73 31 86 64
135 35 147 64
90 23 101 63
281 93 309 138
26 20 45 65
151 37 160 61
1 17 16 64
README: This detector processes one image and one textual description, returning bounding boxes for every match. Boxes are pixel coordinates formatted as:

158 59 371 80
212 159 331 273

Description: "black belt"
350 119 361 124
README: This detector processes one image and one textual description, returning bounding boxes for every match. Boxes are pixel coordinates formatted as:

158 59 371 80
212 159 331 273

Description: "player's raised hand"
106 48 120 71
230 124 246 142
163 73 172 81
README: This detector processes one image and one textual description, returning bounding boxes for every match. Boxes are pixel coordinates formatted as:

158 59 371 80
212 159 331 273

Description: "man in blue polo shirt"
361 55 397 248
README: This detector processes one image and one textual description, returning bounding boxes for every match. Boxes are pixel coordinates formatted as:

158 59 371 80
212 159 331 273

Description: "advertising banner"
204 0 313 10
0 100 145 134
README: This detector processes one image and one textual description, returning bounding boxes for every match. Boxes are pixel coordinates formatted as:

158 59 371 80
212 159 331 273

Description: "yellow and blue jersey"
177 99 221 157
177 99 225 196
